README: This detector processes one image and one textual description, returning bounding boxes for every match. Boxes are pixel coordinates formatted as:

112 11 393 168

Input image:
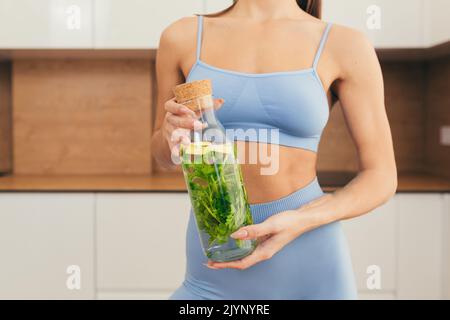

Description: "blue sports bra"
186 15 332 153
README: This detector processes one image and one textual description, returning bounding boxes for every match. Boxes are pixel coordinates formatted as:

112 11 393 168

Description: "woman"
151 0 397 300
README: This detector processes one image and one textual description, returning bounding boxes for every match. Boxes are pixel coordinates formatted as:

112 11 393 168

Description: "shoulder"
328 23 375 56
326 23 380 76
158 16 198 49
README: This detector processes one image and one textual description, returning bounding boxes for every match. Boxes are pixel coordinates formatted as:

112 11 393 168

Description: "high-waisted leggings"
170 177 357 300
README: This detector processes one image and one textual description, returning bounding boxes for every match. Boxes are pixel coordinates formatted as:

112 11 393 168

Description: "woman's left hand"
207 209 315 270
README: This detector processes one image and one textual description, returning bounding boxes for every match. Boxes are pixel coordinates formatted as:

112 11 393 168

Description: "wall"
3 54 447 177
12 59 153 175
318 61 427 173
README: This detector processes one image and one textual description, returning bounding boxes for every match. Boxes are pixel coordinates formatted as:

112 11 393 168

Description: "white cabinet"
95 193 190 294
423 0 450 46
97 291 171 300
94 0 203 48
343 193 447 300
322 0 425 48
397 194 445 299
342 198 397 293
0 193 95 299
358 292 396 300
204 0 233 14
1 0 447 49
0 0 93 48
0 191 447 299
95 192 447 300
444 194 450 299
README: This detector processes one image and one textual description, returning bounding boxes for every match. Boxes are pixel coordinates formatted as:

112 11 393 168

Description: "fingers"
207 237 281 270
166 97 224 114
164 98 208 130
171 128 191 145
230 220 278 240
164 98 196 116
169 129 191 164
163 96 225 160
163 123 189 164
170 143 182 164
166 113 203 130
213 98 225 110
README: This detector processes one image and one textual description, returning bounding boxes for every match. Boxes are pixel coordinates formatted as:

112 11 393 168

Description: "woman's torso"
180 15 337 204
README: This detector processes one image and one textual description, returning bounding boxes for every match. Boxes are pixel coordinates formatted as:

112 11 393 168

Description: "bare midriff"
236 141 318 204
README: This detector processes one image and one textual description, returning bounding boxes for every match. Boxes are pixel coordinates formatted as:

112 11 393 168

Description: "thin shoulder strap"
313 23 332 69
195 15 204 61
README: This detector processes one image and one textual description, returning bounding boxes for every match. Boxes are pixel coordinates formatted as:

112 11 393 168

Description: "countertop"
0 172 449 193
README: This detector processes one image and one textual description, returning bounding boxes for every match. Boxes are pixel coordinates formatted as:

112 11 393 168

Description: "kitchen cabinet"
358 292 396 300
0 0 447 49
343 193 448 300
94 0 203 48
444 194 450 299
0 191 447 299
0 193 95 299
396 194 445 299
0 0 93 48
94 192 448 300
424 0 450 46
322 0 425 48
342 198 397 293
204 0 233 14
95 193 190 291
97 291 171 300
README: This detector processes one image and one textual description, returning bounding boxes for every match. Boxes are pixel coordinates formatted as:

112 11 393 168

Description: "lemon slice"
182 142 233 155
209 143 234 154
182 142 211 155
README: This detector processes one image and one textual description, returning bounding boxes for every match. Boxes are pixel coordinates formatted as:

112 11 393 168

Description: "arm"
307 26 398 222
209 26 397 270
151 18 200 169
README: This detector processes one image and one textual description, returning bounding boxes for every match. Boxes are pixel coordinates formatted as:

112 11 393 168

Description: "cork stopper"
173 79 212 111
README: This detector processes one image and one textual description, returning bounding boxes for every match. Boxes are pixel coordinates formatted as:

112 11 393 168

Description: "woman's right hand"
162 98 200 162
161 97 224 164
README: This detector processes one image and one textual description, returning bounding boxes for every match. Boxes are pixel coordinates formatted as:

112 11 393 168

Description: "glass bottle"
173 79 257 262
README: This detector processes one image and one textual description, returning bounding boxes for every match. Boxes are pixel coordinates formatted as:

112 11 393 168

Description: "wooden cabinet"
0 62 12 174
0 0 93 48
0 193 95 299
322 0 425 48
93 0 203 48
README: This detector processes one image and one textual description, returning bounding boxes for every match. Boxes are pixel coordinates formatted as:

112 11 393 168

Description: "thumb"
230 221 276 240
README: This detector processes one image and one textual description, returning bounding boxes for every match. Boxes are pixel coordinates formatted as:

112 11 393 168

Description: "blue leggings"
170 177 357 300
